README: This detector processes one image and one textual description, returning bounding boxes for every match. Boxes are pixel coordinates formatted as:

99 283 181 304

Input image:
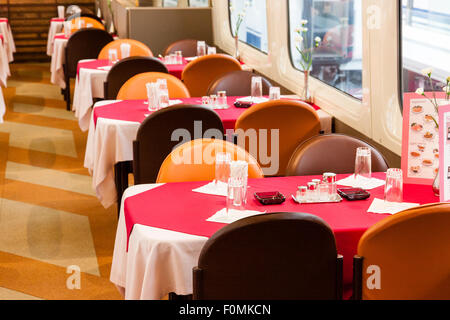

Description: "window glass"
229 0 268 53
163 0 178 6
401 0 450 96
288 0 363 100
189 0 209 7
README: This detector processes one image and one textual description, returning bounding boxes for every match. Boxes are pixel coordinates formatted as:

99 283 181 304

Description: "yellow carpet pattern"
0 63 123 300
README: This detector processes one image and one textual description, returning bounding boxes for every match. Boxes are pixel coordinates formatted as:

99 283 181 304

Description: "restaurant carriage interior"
0 0 449 301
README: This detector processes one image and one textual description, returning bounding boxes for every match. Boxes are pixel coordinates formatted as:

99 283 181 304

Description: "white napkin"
185 56 198 61
336 175 385 190
98 66 112 71
192 181 228 197
207 208 265 224
143 99 183 105
236 96 269 104
367 198 419 215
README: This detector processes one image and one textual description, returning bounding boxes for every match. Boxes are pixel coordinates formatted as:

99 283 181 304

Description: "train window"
288 0 363 100
401 0 450 96
229 0 269 53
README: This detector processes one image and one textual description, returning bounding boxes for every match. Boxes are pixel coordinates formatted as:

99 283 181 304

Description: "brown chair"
234 100 321 177
193 212 343 300
207 70 272 96
63 28 113 110
116 72 190 100
286 134 389 176
156 138 264 183
133 105 225 185
163 39 199 57
181 54 242 97
98 39 153 60
103 57 168 99
353 203 450 300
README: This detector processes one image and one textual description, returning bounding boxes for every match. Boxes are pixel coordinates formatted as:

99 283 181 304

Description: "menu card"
401 92 448 184
438 104 450 202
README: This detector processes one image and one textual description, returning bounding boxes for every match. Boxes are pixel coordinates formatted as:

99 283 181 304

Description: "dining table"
72 57 190 121
84 97 333 209
0 18 15 63
109 173 439 300
46 18 64 56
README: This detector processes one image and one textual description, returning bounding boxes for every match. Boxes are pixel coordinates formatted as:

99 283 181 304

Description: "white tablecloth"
47 19 64 56
50 35 68 89
110 183 208 300
84 100 332 208
0 36 10 123
0 21 15 62
73 61 108 130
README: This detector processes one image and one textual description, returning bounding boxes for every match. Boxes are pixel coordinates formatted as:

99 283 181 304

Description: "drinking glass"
227 177 245 212
384 168 403 203
217 91 227 108
215 152 231 184
202 96 210 106
207 46 216 55
197 41 206 57
146 82 159 111
120 43 131 59
354 147 372 180
108 49 118 65
251 77 263 99
318 183 329 201
58 6 65 19
210 95 218 108
157 79 169 108
269 87 280 100
77 19 85 29
175 51 183 64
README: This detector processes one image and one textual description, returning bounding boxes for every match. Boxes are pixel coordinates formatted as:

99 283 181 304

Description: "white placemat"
192 181 228 197
336 175 386 190
367 198 419 215
207 208 265 224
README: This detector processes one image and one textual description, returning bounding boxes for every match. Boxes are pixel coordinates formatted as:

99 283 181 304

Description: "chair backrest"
133 105 225 184
104 57 168 100
116 72 190 100
207 70 272 96
181 54 242 97
163 39 199 57
286 134 389 176
355 203 450 300
193 212 343 300
98 39 153 59
66 12 103 24
65 29 113 77
234 100 321 177
156 138 264 183
64 16 105 32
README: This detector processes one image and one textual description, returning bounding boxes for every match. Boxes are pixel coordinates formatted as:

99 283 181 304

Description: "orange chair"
116 72 191 100
63 17 105 33
353 203 450 300
156 138 264 183
98 39 153 59
234 100 321 177
181 54 242 97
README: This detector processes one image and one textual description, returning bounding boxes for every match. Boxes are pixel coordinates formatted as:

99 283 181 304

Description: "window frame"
286 0 364 102
227 0 269 55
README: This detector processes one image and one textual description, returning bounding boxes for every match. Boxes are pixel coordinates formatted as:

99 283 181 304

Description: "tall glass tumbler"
251 76 263 99
354 147 372 180
197 41 206 57
384 168 403 203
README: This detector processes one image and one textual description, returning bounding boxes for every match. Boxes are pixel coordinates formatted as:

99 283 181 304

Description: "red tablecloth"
76 58 189 80
51 18 65 22
123 173 439 296
0 35 3 44
92 97 320 131
54 34 69 41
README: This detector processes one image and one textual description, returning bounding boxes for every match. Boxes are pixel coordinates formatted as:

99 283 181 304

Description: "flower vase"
234 35 240 62
432 167 440 196
302 70 313 104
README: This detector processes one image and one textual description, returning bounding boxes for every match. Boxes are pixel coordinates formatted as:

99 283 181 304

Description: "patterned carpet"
0 63 123 300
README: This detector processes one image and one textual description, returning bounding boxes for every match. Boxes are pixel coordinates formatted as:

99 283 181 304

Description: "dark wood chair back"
193 212 343 300
104 56 168 99
133 104 224 184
